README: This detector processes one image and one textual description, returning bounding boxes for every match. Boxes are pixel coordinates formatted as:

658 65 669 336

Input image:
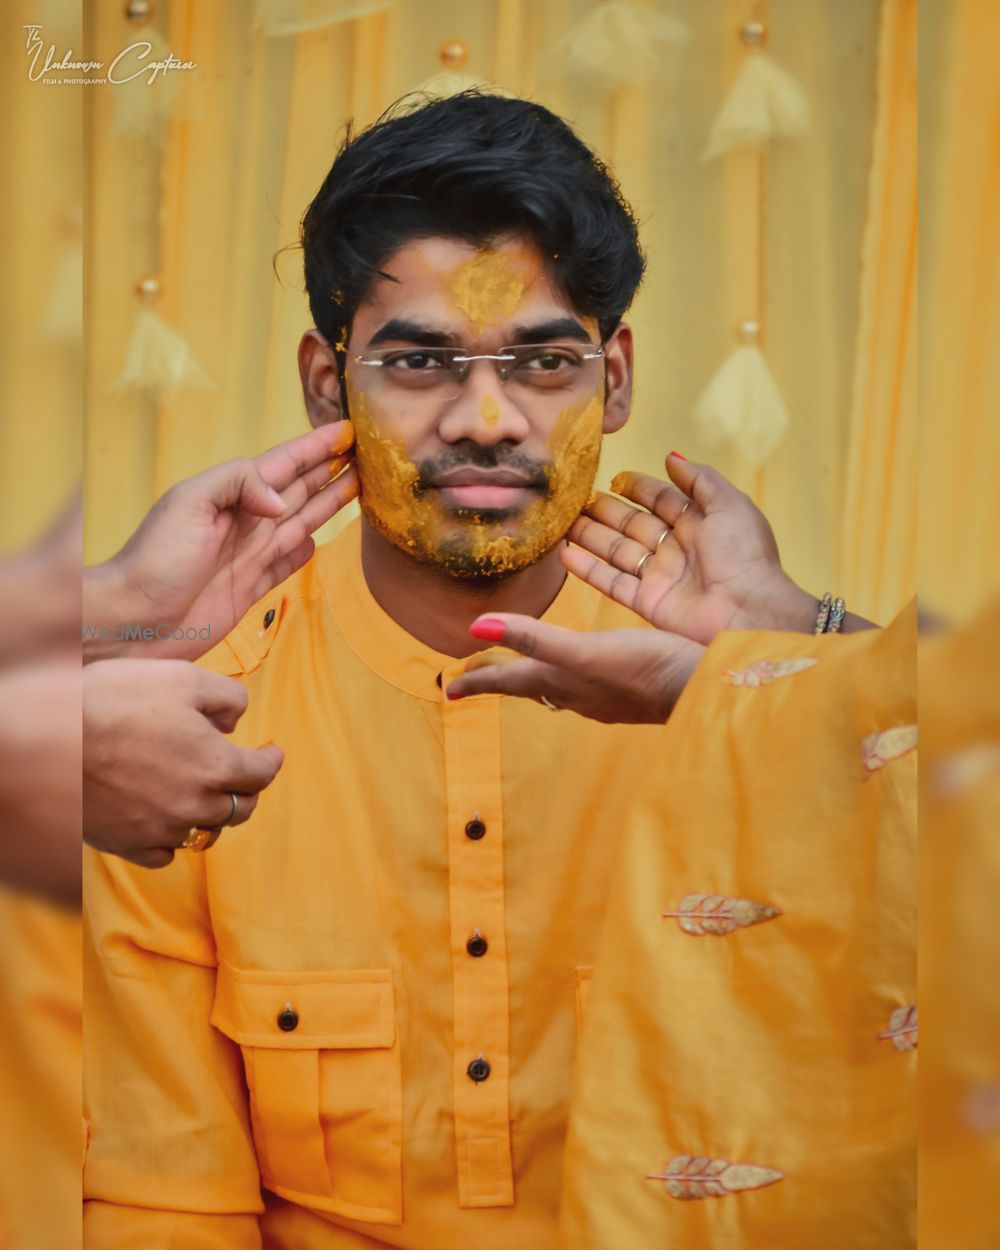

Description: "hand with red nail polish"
445 614 704 724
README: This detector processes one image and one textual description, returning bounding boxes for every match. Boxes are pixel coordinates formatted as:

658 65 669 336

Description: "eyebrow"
364 315 597 350
366 319 461 349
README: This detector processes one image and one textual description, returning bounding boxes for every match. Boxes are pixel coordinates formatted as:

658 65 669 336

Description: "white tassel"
692 345 789 466
252 0 389 36
111 27 183 144
540 0 688 92
701 51 809 161
110 307 216 393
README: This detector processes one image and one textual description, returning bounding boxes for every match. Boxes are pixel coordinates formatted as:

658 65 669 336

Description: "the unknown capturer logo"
82 623 212 643
23 24 197 85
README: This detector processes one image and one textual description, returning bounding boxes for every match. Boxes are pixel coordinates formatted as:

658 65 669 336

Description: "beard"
351 390 604 582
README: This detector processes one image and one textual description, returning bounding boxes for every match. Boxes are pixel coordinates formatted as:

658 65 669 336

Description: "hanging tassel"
111 26 186 144
110 279 215 394
251 0 389 37
701 50 809 161
540 0 688 93
692 337 789 466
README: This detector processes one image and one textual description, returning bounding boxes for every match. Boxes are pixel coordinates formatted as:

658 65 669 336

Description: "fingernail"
328 454 348 477
469 617 506 642
669 450 688 462
446 689 462 701
330 427 354 454
610 472 628 494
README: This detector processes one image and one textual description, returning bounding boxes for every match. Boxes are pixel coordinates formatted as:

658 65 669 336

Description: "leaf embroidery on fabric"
645 1156 784 1200
861 724 917 772
724 657 817 687
879 1005 917 1052
662 894 781 936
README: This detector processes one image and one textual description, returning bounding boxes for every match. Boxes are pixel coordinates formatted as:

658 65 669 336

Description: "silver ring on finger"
678 499 692 517
539 695 560 712
656 527 672 547
634 551 653 577
225 791 239 826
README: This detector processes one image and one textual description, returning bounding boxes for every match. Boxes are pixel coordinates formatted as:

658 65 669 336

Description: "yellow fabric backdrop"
82 0 914 620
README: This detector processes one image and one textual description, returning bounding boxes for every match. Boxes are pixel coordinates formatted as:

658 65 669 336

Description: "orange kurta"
83 518 668 1249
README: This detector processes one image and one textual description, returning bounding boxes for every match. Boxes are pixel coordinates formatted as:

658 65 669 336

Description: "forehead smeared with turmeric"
444 244 538 333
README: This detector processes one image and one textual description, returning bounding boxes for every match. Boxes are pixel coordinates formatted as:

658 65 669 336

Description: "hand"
84 422 357 662
83 659 284 868
563 453 817 645
444 615 704 724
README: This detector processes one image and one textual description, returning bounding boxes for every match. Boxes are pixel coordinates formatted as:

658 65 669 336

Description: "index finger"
467 614 595 670
254 423 354 493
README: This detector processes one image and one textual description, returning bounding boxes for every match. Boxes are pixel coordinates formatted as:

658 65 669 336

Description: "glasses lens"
504 345 597 394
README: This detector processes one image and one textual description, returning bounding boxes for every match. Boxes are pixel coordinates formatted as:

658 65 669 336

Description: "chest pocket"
211 961 402 1224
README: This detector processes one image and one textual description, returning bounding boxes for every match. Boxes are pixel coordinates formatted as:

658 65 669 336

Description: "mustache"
414 444 550 494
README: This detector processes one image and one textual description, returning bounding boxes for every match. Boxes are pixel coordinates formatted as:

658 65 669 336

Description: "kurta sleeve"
83 844 264 1249
559 601 917 1250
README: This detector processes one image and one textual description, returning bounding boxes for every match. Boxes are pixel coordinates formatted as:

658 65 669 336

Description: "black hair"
300 91 646 353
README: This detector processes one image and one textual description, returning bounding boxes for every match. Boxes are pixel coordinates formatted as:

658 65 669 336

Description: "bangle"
827 596 846 633
813 593 832 634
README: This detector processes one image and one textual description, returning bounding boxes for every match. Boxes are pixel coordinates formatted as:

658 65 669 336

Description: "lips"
428 468 542 512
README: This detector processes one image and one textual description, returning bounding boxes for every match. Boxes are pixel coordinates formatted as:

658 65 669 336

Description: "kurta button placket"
441 665 514 1208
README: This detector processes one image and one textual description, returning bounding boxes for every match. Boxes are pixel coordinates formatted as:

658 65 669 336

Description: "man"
84 93 913 1249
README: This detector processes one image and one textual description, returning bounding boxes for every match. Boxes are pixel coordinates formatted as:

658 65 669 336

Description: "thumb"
468 613 594 670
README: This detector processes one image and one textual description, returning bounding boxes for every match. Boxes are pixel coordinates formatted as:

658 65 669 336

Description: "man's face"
339 235 630 580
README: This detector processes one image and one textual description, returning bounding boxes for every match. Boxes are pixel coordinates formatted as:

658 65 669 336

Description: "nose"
436 360 531 446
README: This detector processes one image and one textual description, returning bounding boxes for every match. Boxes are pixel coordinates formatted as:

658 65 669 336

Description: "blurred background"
1 2 998 1248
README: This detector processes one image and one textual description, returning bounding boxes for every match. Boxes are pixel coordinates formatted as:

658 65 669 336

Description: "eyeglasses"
349 343 605 405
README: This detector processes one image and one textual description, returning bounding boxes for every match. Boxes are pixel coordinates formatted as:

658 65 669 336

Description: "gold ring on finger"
539 695 560 712
180 827 214 852
634 551 653 577
678 499 692 517
656 527 672 547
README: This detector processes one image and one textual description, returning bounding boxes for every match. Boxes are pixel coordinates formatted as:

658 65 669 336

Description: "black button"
277 1007 299 1032
465 819 486 840
263 607 276 629
467 1057 491 1083
466 933 488 958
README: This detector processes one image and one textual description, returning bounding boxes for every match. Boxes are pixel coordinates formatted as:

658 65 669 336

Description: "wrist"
731 573 817 634
82 558 147 662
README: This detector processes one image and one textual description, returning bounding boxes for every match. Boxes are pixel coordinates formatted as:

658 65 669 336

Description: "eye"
385 350 447 371
517 348 579 372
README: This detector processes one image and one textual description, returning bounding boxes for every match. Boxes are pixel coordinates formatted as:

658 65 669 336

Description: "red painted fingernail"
469 617 506 642
670 450 688 461
446 690 462 700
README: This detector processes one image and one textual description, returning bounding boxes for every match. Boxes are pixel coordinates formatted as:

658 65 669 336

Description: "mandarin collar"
319 518 600 701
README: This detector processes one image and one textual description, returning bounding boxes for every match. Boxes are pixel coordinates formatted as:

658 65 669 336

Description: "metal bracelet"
813 592 833 635
826 597 847 633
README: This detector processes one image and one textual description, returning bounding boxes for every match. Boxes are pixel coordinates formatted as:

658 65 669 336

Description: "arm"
83 847 264 1247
